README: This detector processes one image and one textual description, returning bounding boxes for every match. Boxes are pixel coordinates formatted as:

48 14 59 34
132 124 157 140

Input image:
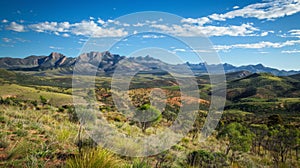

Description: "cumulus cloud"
208 0 300 21
62 33 70 37
70 20 127 37
6 22 26 32
260 31 274 36
181 17 211 25
214 39 300 51
29 21 71 33
151 22 259 37
28 20 127 37
97 18 105 25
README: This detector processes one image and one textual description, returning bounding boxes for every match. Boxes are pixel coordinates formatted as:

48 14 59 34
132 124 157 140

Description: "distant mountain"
186 63 300 76
0 51 299 76
0 52 75 70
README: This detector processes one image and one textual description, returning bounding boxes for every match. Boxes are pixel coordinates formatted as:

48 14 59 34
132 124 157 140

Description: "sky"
0 0 300 70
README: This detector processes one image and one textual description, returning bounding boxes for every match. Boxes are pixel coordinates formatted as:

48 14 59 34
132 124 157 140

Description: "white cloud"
6 22 26 32
192 49 214 53
142 34 165 39
71 20 127 37
181 17 211 25
2 38 11 43
97 18 105 25
151 22 259 37
281 49 300 53
49 46 63 50
62 33 70 37
123 23 130 27
173 48 186 52
1 19 8 23
260 31 274 36
29 21 70 33
28 20 127 37
261 32 269 36
288 29 300 38
233 6 240 9
208 0 300 21
214 39 300 51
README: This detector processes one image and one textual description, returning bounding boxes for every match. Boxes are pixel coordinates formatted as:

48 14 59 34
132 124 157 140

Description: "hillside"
0 65 299 167
226 73 300 100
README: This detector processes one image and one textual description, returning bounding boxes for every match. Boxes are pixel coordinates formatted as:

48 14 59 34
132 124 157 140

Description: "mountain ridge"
0 51 299 76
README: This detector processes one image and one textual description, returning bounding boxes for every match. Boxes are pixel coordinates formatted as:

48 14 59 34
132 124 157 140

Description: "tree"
39 95 48 106
187 150 214 167
134 104 162 133
250 124 268 155
186 150 228 167
217 122 254 161
266 126 300 165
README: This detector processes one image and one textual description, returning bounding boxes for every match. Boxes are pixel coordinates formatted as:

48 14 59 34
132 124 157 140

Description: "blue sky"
0 0 300 70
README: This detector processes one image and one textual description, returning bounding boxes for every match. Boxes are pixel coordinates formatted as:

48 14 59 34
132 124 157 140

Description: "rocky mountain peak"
48 52 65 59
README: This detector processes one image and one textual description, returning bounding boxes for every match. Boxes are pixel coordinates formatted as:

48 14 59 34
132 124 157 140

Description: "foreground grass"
0 105 78 167
66 148 122 168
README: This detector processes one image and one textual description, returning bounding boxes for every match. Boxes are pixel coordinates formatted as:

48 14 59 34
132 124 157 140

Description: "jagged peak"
48 52 65 59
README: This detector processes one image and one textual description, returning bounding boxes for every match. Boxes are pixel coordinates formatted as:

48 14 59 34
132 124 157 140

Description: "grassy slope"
0 84 73 106
0 105 78 167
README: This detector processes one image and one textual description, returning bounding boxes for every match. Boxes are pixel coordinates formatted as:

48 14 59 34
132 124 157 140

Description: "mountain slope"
226 73 300 100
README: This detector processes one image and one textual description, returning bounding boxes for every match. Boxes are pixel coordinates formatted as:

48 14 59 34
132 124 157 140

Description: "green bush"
13 129 28 137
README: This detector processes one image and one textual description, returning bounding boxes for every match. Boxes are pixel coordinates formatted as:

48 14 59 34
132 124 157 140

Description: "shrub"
187 150 214 167
13 129 28 137
65 147 122 168
0 140 8 148
126 159 151 168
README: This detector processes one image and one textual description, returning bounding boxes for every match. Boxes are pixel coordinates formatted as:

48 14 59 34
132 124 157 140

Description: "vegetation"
0 69 299 167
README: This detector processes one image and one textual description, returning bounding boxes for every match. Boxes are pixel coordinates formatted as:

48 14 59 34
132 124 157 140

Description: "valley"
0 57 299 167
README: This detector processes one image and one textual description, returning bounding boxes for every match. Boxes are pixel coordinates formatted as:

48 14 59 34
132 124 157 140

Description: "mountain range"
0 51 299 76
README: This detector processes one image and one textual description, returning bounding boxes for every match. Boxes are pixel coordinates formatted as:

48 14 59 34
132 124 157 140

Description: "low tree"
266 126 300 165
250 124 268 155
134 104 162 133
217 122 254 162
39 95 48 106
187 150 214 167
